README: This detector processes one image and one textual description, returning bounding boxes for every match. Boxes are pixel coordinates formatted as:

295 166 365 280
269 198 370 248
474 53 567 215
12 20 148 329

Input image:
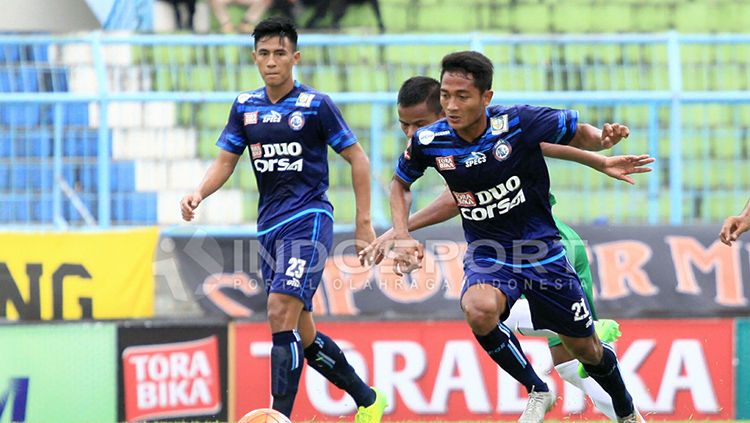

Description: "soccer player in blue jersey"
720 200 750 245
375 75 650 421
180 17 386 421
378 53 644 423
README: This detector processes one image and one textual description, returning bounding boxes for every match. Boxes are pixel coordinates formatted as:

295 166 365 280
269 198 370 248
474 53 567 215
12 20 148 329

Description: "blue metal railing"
2 32 750 229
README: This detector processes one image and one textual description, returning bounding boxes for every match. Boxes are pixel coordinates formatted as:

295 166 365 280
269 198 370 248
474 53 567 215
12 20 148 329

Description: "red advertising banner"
231 319 734 421
123 336 222 422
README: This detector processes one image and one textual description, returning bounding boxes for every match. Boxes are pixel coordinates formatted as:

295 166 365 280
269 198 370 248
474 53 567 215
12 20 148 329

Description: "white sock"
504 298 558 338
555 360 617 421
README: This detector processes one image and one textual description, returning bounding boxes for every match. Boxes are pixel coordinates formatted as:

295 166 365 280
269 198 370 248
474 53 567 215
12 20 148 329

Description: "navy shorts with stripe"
258 211 333 311
460 246 595 338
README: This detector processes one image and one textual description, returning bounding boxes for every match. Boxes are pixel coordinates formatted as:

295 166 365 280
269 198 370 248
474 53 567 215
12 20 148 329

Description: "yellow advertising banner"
0 228 158 320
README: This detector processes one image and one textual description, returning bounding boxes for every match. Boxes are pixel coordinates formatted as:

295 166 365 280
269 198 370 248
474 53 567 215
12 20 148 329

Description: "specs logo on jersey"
418 130 434 145
295 93 315 108
490 114 509 135
436 156 456 170
493 139 512 161
455 175 526 221
452 191 478 207
244 112 258 126
250 143 262 159
262 110 282 123
288 111 305 131
465 151 487 168
253 142 304 173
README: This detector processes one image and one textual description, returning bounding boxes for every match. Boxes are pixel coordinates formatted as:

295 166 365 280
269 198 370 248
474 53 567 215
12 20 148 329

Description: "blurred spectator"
209 0 274 33
163 0 197 30
303 0 385 32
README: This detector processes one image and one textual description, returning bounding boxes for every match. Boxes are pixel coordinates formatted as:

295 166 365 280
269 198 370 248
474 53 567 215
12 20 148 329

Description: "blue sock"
304 331 375 407
271 330 304 417
475 322 548 393
582 343 634 418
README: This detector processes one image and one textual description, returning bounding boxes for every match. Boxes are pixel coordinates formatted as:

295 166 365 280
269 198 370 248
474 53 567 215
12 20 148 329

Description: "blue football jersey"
396 105 578 254
216 81 357 231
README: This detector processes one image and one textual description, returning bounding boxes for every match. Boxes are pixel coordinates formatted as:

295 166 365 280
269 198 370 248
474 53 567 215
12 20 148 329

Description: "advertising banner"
166 225 750 319
231 319 734 421
117 320 228 422
0 323 117 423
0 228 158 320
736 318 750 418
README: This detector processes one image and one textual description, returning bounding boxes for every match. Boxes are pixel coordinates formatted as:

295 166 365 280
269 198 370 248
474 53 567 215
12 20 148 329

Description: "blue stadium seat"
130 192 157 224
0 66 39 92
0 163 9 191
63 129 106 157
11 163 54 191
64 103 89 125
31 196 53 223
0 104 42 126
0 44 20 63
65 160 136 192
64 194 96 223
112 192 157 224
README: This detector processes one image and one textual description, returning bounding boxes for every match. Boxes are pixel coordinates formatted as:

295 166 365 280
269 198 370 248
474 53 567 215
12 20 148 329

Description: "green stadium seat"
631 4 671 32
674 2 713 33
587 5 632 33
711 128 741 159
512 3 552 33
312 66 344 93
189 66 216 91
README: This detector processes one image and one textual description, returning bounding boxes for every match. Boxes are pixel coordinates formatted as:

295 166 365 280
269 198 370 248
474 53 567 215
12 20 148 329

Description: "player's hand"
354 221 377 256
359 228 395 266
719 215 750 246
390 234 424 276
180 192 203 221
600 123 630 149
600 154 654 185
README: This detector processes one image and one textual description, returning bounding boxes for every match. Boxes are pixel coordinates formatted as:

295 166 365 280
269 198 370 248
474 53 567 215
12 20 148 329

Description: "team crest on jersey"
250 143 262 159
418 130 434 145
295 93 315 108
490 114 509 135
237 93 251 104
262 110 282 123
493 139 512 161
436 156 456 170
244 112 258 125
452 191 477 207
288 111 305 131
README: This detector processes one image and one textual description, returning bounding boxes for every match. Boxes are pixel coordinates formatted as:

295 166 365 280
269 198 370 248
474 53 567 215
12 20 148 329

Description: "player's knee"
567 337 603 364
266 294 302 331
462 301 500 333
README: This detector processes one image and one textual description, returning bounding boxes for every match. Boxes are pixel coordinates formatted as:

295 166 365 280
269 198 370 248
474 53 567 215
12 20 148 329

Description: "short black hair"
397 76 442 115
440 51 493 92
252 16 298 50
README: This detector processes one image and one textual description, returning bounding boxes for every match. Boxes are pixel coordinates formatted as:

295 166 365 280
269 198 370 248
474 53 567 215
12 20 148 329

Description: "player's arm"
720 199 750 246
181 150 241 221
387 176 425 274
408 188 458 231
363 188 458 265
540 143 654 185
567 123 630 151
338 143 376 252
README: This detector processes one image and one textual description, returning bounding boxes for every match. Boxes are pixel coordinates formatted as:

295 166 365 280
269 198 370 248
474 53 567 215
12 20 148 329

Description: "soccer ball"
238 408 291 423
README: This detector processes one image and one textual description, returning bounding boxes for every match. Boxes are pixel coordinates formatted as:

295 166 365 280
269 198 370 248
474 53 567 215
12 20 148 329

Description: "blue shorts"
258 211 333 311
460 248 595 338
